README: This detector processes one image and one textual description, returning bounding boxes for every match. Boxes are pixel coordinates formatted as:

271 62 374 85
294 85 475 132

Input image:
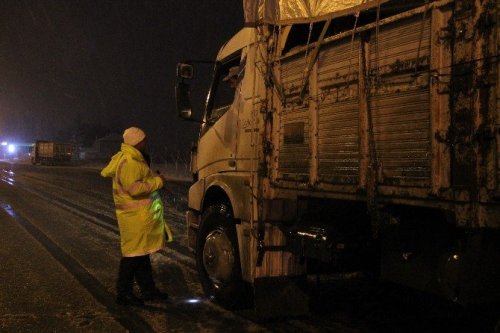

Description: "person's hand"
155 170 167 184
158 174 167 184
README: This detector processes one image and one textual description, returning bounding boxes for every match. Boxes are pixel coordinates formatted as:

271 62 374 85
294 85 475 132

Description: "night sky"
0 0 243 152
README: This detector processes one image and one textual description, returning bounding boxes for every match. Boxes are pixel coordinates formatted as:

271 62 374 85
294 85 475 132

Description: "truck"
175 0 499 316
31 140 74 165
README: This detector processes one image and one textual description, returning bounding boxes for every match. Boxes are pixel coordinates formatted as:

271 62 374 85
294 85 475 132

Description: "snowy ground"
1 161 498 332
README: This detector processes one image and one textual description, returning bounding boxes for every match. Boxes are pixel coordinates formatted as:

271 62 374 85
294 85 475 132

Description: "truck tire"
196 204 251 309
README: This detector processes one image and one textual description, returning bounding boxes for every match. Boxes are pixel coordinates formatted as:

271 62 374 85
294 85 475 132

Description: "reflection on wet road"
0 168 15 186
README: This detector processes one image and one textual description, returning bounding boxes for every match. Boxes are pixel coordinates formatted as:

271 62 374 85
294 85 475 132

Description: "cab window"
205 55 243 124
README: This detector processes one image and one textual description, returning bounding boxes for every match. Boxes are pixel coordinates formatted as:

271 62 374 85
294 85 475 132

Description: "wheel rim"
202 229 235 289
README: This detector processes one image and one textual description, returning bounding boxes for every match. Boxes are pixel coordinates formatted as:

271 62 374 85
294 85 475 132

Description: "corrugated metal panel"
317 38 360 184
278 53 310 181
369 15 431 187
278 108 310 180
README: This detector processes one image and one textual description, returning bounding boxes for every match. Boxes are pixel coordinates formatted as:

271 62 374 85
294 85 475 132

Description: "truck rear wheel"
196 204 251 309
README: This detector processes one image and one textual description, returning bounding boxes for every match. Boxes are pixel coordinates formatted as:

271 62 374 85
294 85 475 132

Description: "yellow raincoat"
101 143 173 257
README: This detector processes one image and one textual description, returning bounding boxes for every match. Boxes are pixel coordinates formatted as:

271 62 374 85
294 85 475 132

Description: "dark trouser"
117 255 156 296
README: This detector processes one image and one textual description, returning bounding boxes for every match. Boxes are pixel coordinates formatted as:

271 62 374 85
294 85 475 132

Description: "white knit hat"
123 127 146 146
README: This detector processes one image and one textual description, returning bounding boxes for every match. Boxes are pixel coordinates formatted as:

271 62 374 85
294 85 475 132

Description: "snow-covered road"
0 161 497 333
0 162 269 333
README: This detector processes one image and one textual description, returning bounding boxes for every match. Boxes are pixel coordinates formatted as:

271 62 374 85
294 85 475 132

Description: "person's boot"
135 255 168 301
116 257 144 306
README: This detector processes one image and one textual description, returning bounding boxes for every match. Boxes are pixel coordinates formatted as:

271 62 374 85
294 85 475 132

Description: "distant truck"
31 141 73 165
176 0 499 316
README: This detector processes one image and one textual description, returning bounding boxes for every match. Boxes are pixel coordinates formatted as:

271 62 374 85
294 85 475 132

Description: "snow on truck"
31 140 73 165
176 0 499 316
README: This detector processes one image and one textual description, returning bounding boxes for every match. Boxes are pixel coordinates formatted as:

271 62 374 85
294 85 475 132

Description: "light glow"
7 144 16 154
184 298 202 304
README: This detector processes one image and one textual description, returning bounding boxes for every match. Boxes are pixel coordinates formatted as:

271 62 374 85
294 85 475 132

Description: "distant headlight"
7 144 16 154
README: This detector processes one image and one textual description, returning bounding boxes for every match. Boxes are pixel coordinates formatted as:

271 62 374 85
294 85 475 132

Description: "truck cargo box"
31 141 73 165
271 0 499 228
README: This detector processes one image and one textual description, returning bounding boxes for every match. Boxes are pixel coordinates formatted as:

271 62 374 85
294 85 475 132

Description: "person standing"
101 127 173 306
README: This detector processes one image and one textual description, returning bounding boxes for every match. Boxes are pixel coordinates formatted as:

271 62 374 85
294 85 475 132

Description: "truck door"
197 54 243 177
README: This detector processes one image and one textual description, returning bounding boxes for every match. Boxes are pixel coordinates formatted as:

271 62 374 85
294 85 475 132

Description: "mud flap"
457 230 500 305
381 227 500 305
254 277 309 318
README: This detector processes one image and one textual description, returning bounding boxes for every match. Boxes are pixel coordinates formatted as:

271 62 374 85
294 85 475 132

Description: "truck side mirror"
177 63 194 79
175 62 203 123
175 81 192 120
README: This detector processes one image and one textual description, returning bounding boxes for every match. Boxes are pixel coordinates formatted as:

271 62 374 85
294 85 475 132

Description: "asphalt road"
0 161 498 333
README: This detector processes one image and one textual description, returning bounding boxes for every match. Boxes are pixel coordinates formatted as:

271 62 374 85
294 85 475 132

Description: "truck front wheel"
196 204 251 309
